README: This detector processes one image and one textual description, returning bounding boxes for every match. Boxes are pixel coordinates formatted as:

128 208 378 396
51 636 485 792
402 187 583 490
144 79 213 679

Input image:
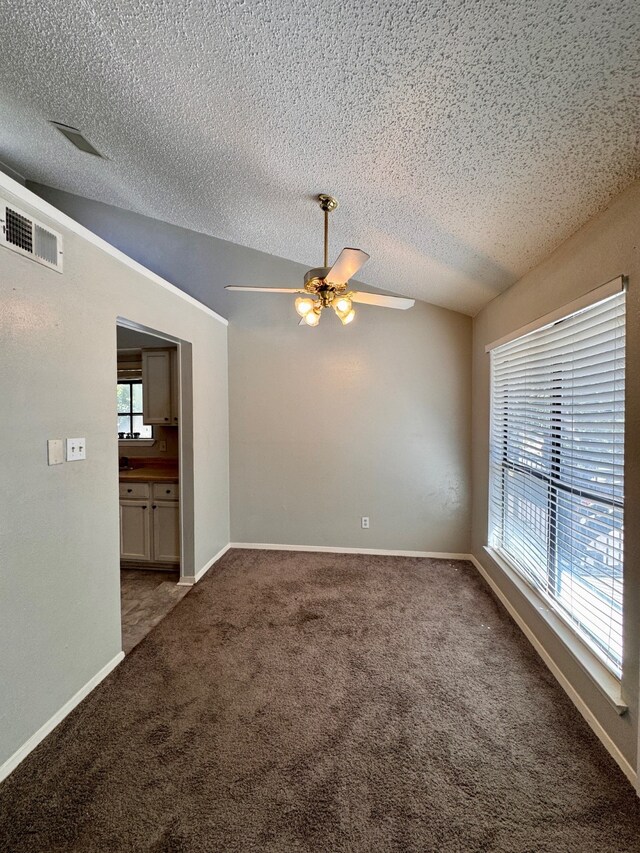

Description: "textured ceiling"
1 0 639 315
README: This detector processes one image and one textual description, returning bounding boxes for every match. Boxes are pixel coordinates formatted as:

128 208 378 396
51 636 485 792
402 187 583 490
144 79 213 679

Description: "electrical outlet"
361 516 370 529
66 437 86 461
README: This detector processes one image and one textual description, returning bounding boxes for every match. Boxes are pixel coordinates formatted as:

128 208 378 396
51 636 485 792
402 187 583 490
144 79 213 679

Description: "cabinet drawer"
119 482 150 500
152 482 179 501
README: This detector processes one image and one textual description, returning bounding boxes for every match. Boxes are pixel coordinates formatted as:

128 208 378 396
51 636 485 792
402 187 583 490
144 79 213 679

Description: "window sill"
118 439 156 447
483 546 627 716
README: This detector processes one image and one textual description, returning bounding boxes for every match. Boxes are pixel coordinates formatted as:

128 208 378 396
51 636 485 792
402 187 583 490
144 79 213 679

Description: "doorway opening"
115 320 194 653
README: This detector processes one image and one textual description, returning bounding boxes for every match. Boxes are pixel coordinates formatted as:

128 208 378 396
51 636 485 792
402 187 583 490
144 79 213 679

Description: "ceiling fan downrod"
318 194 338 268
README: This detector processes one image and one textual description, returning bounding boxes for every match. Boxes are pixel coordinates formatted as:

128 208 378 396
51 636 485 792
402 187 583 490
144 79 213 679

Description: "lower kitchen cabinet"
152 500 180 562
119 481 179 565
120 500 152 560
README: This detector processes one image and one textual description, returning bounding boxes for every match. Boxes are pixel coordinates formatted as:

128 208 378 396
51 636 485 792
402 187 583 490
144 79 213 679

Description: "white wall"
29 183 473 554
0 176 229 772
471 179 640 778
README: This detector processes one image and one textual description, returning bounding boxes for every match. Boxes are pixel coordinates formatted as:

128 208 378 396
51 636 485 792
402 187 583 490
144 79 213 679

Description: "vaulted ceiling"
1 0 639 315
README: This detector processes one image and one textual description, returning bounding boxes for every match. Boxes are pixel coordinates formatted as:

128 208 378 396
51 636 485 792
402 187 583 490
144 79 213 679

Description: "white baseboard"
178 543 232 586
467 553 637 787
0 651 124 784
229 542 471 560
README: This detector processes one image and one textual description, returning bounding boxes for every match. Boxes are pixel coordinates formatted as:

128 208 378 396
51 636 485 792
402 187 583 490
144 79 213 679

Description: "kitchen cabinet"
152 482 179 501
120 500 152 561
119 482 150 500
141 348 176 425
152 501 180 562
119 481 179 565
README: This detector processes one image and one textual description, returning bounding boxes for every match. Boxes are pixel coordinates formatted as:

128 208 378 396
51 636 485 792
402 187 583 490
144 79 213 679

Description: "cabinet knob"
127 488 132 493
166 489 170 494
152 504 157 509
142 505 147 509
164 417 169 421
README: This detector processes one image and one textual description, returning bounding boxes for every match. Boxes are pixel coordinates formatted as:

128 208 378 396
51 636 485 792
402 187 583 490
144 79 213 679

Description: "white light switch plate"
47 439 64 465
66 437 86 461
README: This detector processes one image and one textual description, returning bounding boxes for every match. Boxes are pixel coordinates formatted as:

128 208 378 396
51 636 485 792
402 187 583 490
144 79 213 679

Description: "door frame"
116 317 195 583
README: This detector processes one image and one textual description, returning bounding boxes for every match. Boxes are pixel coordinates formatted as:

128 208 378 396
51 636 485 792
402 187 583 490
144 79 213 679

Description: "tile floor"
120 569 190 654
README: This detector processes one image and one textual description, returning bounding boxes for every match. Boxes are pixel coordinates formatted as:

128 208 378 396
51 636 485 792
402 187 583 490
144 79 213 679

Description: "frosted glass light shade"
304 309 321 326
333 295 352 314
295 296 315 317
340 308 355 325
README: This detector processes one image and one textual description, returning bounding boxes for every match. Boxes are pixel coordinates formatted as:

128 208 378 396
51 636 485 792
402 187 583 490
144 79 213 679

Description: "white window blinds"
488 289 625 675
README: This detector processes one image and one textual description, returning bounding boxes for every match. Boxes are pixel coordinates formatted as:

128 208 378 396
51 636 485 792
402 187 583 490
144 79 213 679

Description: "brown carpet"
1 549 640 852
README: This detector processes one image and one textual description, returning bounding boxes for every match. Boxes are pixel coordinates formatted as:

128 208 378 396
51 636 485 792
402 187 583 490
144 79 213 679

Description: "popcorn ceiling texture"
0 0 639 315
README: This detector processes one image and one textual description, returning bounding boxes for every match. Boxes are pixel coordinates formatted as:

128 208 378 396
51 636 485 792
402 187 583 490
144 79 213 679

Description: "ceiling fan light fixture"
340 308 356 325
333 295 353 315
295 296 315 317
304 307 321 327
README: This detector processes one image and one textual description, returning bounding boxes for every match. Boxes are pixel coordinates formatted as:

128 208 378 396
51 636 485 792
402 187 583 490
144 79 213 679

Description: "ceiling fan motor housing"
303 267 348 302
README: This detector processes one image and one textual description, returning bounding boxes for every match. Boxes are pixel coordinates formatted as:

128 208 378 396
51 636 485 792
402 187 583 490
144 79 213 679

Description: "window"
117 380 152 439
488 289 625 675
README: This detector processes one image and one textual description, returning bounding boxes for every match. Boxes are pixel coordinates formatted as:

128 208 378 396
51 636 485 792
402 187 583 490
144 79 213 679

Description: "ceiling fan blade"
225 286 303 293
325 248 370 285
351 291 415 310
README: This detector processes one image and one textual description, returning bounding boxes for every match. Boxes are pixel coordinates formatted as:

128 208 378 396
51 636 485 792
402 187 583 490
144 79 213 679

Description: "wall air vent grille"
0 198 63 272
34 223 59 265
6 207 33 252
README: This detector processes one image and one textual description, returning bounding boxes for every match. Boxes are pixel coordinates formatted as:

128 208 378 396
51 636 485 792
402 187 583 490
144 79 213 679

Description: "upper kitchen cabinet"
141 348 178 425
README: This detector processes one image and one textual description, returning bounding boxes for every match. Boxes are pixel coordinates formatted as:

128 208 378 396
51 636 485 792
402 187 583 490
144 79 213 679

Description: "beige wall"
0 177 229 771
229 294 471 551
471 179 640 774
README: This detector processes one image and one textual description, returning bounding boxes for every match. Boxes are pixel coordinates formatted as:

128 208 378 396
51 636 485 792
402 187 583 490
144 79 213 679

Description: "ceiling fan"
226 194 415 326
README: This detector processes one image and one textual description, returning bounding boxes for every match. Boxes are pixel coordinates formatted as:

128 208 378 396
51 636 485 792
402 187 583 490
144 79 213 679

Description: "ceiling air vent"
50 121 104 158
0 198 63 272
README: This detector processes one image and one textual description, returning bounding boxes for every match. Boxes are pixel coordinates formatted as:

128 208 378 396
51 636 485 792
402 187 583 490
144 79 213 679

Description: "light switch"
47 439 64 465
66 437 86 461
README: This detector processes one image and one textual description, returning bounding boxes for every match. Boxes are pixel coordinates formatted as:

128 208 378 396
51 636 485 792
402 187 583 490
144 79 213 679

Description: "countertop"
119 464 179 484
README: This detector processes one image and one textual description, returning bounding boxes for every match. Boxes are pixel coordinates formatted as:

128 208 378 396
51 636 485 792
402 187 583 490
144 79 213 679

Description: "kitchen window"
488 285 625 676
117 380 153 439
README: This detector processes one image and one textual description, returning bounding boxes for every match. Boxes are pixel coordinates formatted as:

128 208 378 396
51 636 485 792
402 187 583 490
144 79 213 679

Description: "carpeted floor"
1 549 640 852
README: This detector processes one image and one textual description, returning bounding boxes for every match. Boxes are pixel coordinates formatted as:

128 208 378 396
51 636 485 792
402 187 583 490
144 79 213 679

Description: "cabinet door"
141 349 172 425
120 500 151 560
152 501 180 563
170 347 179 425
